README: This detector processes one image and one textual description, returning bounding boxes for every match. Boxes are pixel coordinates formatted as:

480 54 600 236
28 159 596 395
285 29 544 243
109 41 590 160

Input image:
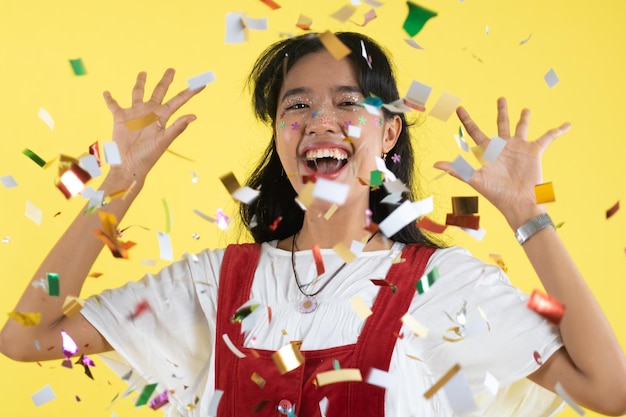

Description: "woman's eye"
340 101 358 106
287 103 308 110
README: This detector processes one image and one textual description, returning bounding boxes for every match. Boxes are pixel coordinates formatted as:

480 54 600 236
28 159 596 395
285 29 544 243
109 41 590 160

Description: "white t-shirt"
81 243 564 416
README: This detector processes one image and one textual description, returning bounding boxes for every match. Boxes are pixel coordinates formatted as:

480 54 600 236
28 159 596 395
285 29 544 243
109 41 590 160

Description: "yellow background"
1 0 624 415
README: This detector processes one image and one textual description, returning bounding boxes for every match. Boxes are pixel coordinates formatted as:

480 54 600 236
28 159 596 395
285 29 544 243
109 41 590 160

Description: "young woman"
1 32 625 417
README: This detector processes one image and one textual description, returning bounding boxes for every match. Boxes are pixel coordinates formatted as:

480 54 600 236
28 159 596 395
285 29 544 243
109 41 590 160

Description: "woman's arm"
0 69 204 362
435 98 626 415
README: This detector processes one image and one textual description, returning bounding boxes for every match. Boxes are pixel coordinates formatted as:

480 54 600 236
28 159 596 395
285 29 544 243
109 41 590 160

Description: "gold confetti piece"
296 14 313 30
406 354 423 361
349 295 372 320
488 253 508 272
296 181 315 209
219 171 241 195
534 182 556 204
272 342 304 374
62 296 85 317
8 311 42 327
333 241 356 264
442 326 465 343
124 112 159 131
445 214 480 230
401 313 429 337
316 368 362 386
318 31 351 60
93 212 136 259
451 196 478 215
250 372 266 388
323 204 338 220
165 149 195 162
424 363 461 399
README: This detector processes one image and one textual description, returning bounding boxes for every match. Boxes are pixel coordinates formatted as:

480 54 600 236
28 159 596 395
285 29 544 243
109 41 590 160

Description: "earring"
382 152 388 162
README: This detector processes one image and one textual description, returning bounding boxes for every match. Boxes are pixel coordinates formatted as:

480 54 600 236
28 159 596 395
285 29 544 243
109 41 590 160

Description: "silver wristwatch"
514 213 554 245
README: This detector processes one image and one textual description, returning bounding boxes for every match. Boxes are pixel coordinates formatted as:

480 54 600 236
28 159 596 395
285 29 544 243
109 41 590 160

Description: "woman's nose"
304 109 342 136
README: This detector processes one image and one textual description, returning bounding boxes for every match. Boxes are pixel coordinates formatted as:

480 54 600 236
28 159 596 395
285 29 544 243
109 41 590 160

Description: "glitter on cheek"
358 116 367 125
344 120 352 129
291 121 300 130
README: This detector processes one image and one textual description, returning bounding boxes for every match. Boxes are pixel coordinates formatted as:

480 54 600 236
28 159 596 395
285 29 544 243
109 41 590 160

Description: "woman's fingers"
535 122 572 151
496 97 510 138
131 72 147 105
457 106 489 146
514 108 531 140
103 91 121 114
162 85 206 118
149 68 176 104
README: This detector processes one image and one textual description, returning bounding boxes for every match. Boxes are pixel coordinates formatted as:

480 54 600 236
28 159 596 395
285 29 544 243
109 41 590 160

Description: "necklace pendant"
298 296 318 314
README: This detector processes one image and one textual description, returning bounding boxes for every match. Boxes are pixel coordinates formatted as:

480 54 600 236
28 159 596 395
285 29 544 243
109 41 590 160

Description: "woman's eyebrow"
280 87 310 103
280 85 362 103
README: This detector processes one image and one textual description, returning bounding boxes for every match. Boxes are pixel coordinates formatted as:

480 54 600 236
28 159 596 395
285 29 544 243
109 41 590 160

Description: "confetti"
379 200 427 238
38 107 55 130
93 212 136 258
135 383 158 407
356 9 377 26
441 368 478 414
460 227 486 241
366 367 395 389
222 333 246 358
370 279 397 294
450 155 475 182
162 199 172 233
404 80 432 109
244 16 268 31
0 175 17 189
417 216 447 234
403 1 437 37
544 68 560 88
606 201 620 219
207 390 224 417
451 196 478 215
230 304 259 323
296 14 313 30
323 204 338 220
75 354 95 380
8 311 41 327
225 13 246 43
260 0 281 9
89 141 101 166
187 70 215 90
333 242 357 263
32 384 56 406
318 30 351 60
61 329 78 364
349 295 372 320
103 141 122 165
454 125 469 152
520 33 532 45
272 342 304 374
250 372 266 388
22 148 47 167
330 4 357 22
311 244 325 275
401 313 429 337
79 155 102 178
25 200 43 225
269 216 283 231
316 368 362 386
482 136 507 163
534 182 556 204
484 372 499 395
445 214 480 230
47 273 60 296
149 390 169 410
424 363 460 399
404 38 424 50
555 382 585 415
429 92 461 121
370 170 384 186
157 231 173 261
527 289 565 325
129 300 151 321
62 296 85 317
416 267 438 294
313 177 350 205
123 113 159 131
69 58 87 75
57 162 91 198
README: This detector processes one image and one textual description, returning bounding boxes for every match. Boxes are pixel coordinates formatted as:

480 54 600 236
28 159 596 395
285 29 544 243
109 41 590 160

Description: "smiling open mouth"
304 148 349 175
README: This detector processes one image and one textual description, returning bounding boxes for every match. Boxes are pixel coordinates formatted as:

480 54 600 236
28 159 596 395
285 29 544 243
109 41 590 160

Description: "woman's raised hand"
103 68 204 184
434 97 571 229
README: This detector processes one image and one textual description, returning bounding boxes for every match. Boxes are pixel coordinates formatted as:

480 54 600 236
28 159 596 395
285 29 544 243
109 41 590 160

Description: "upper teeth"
305 148 348 160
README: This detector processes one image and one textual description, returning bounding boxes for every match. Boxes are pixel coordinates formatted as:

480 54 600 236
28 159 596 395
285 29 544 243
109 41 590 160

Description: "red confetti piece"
267 306 272 324
89 141 101 166
417 217 447 234
606 201 620 219
301 175 317 184
260 0 281 10
269 216 283 231
312 244 325 275
370 279 397 294
526 289 565 325
129 300 151 321
533 350 543 365
445 213 480 230
402 99 426 112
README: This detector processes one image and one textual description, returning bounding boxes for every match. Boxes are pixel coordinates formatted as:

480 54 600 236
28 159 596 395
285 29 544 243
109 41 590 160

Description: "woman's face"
274 49 401 204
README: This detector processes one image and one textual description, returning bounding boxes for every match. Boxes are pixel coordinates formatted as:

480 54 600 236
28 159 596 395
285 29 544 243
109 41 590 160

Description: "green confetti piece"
333 359 341 370
47 273 60 296
135 383 158 407
415 267 438 294
69 58 87 76
22 148 46 167
403 1 438 37
229 304 259 323
162 198 171 234
370 170 384 187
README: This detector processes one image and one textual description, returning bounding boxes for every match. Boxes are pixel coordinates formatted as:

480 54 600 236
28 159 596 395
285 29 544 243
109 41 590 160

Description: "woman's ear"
382 115 402 153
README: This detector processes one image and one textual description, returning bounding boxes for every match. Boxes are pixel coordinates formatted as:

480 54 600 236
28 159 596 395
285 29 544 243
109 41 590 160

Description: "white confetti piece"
225 13 246 44
25 200 43 225
103 142 122 166
0 175 18 188
544 68 560 88
366 367 396 390
483 372 499 395
460 227 486 241
405 80 432 107
429 92 462 121
32 384 56 406
404 38 424 50
188 70 215 90
450 155 475 182
319 396 329 417
348 124 362 138
378 198 431 238
313 178 349 205
207 389 224 417
442 369 479 415
222 333 246 358
157 231 173 261
244 16 268 30
232 186 260 205
79 155 102 178
401 313 429 337
482 136 506 163
38 107 54 130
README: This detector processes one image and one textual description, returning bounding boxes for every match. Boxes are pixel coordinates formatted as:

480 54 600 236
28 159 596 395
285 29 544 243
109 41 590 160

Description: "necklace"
291 232 377 314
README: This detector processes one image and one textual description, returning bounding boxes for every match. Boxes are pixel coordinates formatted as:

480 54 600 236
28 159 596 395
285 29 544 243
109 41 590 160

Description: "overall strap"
348 244 436 417
214 243 261 414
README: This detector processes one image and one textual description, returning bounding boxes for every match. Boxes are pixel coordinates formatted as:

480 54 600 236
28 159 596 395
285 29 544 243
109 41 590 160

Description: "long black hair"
240 32 442 248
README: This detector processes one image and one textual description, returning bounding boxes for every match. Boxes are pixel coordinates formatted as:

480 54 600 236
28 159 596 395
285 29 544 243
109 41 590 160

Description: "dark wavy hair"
240 32 442 248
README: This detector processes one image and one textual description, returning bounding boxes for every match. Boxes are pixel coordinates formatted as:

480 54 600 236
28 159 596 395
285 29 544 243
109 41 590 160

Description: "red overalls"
215 243 434 417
